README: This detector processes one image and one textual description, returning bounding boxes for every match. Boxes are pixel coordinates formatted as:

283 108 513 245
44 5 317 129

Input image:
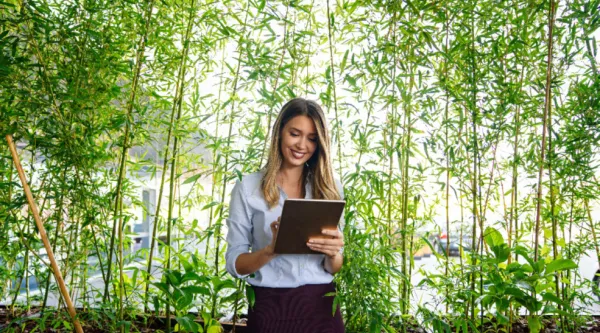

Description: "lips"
291 149 306 159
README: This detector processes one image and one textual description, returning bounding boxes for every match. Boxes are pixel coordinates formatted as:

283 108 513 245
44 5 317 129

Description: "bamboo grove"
1 0 599 332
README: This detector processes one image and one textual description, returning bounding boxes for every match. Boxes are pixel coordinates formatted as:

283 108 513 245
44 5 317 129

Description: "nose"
296 136 308 150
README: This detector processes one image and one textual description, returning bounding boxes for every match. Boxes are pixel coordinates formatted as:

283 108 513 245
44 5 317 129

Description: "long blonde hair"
261 98 341 209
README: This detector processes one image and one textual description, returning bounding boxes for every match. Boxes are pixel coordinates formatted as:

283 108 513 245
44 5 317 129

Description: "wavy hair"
260 98 341 209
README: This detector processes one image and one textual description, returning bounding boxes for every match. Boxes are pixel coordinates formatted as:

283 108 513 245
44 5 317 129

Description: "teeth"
292 150 305 158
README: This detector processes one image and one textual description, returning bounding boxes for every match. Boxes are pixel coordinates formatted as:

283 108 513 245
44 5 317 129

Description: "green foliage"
0 0 599 332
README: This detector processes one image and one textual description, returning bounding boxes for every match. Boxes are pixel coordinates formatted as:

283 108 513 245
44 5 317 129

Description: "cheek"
280 135 292 149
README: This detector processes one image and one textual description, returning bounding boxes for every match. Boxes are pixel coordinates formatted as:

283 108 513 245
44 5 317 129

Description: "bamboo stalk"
443 2 451 314
23 149 35 310
508 1 530 264
80 229 89 311
118 184 125 332
303 0 316 96
547 94 564 330
459 179 465 276
258 2 290 169
19 1 66 126
467 0 480 320
3 153 14 306
165 2 197 330
326 0 343 180
10 223 30 312
143 0 194 314
509 78 524 263
290 12 299 91
231 279 244 333
5 134 83 333
204 47 227 260
566 193 574 311
356 99 373 167
463 105 476 321
386 9 397 291
104 0 157 302
60 208 76 289
41 185 65 315
400 71 414 318
407 195 418 320
584 198 600 269
533 0 557 262
213 1 252 280
166 121 179 333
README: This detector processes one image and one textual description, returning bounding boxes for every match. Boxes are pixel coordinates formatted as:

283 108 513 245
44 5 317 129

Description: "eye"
291 133 298 137
309 138 317 142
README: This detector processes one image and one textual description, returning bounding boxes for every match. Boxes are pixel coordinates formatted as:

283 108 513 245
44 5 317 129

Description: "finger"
322 229 343 239
308 238 343 246
307 243 340 252
308 245 337 257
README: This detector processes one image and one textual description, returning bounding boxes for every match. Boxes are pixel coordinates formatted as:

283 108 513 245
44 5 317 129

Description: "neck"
278 163 305 186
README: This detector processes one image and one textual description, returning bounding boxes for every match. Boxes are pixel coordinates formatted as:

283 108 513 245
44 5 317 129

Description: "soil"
0 306 41 326
0 307 249 333
3 307 600 333
460 317 600 333
1 320 248 333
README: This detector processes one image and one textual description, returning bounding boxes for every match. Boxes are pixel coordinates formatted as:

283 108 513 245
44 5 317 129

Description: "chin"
286 158 306 167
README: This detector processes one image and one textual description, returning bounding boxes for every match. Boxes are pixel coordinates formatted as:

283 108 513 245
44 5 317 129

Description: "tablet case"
273 198 346 254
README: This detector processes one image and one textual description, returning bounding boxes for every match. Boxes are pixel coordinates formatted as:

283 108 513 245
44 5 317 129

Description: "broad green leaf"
483 227 504 248
528 316 541 333
246 284 255 309
546 258 577 274
176 315 199 333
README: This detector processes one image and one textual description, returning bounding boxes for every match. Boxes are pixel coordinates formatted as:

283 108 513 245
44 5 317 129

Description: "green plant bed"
6 311 600 333
136 312 248 333
417 315 600 333
482 316 600 333
0 305 42 325
0 306 248 333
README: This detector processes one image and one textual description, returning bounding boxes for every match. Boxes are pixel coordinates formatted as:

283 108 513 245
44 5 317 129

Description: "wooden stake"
5 134 84 333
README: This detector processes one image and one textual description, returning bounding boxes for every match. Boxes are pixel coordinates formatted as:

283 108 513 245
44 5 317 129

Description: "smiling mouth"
291 149 306 159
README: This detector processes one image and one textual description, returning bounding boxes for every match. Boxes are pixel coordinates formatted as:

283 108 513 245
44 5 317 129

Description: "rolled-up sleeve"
335 178 345 255
225 179 253 279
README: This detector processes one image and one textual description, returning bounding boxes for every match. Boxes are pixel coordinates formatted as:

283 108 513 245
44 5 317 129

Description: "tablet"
273 198 346 254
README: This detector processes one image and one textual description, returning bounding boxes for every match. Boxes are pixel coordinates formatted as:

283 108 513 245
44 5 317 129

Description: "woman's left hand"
307 229 344 258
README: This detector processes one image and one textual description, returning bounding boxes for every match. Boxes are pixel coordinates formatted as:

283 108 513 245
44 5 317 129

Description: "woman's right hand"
235 217 281 275
265 217 280 256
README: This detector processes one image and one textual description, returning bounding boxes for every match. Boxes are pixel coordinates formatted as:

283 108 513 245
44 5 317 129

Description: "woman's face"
280 115 318 168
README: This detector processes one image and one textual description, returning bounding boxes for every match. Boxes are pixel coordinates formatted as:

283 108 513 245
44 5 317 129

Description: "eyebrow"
290 127 317 136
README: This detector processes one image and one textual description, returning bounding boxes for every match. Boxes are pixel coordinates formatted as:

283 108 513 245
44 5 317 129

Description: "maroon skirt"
246 282 345 333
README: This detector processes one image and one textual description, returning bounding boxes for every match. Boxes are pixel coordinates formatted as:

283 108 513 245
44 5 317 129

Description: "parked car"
431 228 472 256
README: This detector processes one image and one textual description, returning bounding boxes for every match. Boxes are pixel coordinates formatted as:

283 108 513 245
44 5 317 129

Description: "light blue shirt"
225 169 345 288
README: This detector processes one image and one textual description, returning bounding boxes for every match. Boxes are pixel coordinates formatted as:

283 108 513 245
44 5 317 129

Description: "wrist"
326 251 341 260
262 245 277 259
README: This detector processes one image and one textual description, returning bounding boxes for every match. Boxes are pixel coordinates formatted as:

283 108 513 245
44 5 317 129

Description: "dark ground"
3 307 600 332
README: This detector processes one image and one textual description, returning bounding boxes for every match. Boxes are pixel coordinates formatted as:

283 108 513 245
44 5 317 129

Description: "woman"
225 97 346 333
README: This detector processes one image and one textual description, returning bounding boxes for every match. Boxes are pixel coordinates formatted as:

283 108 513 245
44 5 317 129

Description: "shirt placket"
277 177 312 283
300 180 311 279
277 186 287 283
